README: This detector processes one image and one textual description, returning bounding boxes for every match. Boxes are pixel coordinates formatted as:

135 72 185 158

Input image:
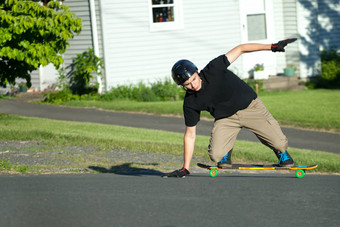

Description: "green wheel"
296 169 305 178
209 169 218 177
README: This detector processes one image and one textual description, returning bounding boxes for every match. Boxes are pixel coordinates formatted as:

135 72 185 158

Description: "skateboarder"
163 39 297 178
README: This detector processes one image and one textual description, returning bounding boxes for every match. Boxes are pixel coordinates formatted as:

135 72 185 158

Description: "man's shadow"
88 163 163 176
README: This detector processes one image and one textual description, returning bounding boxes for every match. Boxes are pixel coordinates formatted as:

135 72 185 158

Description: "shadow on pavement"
88 163 163 176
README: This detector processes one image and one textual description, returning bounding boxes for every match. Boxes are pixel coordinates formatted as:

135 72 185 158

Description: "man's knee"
208 145 231 163
209 152 224 163
208 145 223 162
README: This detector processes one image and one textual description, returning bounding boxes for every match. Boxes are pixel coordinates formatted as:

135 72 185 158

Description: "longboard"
197 163 318 178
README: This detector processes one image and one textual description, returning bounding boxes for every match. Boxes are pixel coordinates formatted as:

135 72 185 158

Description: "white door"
239 0 276 79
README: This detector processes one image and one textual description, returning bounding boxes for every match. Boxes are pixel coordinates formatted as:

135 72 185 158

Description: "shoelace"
220 154 229 163
278 152 290 163
179 168 190 174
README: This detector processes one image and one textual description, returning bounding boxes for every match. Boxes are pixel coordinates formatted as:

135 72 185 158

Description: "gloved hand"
271 38 297 52
162 167 190 178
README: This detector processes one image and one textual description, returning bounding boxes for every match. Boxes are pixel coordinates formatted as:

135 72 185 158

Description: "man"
163 39 297 178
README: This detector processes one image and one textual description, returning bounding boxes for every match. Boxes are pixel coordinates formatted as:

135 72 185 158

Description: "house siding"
94 0 104 59
94 0 105 89
63 0 94 73
25 0 339 91
30 69 40 90
100 0 242 89
317 0 340 50
297 0 321 77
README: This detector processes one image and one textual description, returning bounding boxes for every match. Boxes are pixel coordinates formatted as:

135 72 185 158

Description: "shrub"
244 79 264 93
132 82 159 102
67 48 103 95
100 79 184 102
150 78 182 101
42 78 186 103
42 89 80 104
307 47 340 89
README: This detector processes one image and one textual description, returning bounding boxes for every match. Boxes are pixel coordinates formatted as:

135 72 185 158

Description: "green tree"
0 0 82 88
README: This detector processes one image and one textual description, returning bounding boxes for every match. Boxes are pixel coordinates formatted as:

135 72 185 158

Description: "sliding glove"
271 38 297 52
162 167 190 178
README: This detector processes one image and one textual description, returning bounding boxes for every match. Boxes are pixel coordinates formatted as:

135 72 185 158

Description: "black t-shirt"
183 55 257 126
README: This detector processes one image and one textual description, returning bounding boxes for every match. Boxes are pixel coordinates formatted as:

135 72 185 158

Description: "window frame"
239 0 274 42
148 0 183 32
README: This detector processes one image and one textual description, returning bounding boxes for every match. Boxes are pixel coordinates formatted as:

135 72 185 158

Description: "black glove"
162 167 190 178
271 38 297 52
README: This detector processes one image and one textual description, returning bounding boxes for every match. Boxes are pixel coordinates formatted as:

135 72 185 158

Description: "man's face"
182 72 202 91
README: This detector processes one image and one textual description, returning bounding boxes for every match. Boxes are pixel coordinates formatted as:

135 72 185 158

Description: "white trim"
148 0 183 32
239 0 247 43
89 0 103 93
99 0 109 91
239 0 274 42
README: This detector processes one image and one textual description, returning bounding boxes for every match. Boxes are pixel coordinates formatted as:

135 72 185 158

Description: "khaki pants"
208 98 288 162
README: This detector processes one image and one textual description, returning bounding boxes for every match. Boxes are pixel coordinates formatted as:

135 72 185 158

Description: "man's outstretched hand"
162 167 190 178
271 38 297 52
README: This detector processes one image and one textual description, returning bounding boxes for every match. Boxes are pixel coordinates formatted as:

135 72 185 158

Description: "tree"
0 0 82 88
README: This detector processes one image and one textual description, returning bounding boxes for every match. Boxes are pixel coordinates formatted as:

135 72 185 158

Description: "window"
241 0 268 41
149 0 183 31
247 14 267 40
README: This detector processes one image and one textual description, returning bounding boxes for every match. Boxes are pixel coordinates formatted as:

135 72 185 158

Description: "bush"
100 85 131 101
132 82 159 102
151 78 183 101
307 47 340 89
42 89 80 104
42 78 186 103
244 79 264 93
67 48 103 95
100 79 184 102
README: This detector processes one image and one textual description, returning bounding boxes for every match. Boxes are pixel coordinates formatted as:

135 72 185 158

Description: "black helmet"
171 59 198 85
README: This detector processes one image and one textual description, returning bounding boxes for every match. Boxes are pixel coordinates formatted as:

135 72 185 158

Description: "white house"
30 0 340 92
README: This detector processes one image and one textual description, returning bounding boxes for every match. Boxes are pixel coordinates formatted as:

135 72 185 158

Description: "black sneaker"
278 151 294 167
217 153 232 168
162 168 190 178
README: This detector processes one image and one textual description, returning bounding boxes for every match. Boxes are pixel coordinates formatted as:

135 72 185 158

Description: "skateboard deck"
197 163 318 178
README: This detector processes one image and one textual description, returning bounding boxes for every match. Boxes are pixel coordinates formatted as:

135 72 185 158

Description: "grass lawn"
0 114 339 174
55 89 340 132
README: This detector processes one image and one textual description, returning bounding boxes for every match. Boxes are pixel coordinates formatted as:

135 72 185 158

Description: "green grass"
52 89 340 132
56 99 185 116
260 90 340 131
0 113 339 174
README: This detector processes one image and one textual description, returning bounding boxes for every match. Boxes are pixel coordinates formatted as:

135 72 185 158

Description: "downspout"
89 0 103 93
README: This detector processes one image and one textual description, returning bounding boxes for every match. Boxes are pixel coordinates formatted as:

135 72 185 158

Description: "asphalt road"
1 99 339 154
1 99 340 226
1 173 339 227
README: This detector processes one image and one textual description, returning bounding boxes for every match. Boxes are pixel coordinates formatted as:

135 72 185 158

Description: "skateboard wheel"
209 169 218 177
295 169 305 178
